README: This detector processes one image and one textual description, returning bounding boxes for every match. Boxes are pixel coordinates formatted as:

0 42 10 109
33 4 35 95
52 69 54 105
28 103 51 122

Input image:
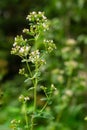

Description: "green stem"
30 78 37 130
31 65 38 130
30 116 34 130
24 102 29 129
34 78 37 111
26 61 32 77
26 61 35 85
40 102 48 113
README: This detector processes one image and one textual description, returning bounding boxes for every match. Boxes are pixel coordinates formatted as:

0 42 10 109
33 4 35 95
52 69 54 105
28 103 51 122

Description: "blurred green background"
0 0 87 130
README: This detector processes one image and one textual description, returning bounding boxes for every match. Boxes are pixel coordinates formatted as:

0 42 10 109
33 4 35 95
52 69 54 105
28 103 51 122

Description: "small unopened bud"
51 84 57 90
19 95 25 102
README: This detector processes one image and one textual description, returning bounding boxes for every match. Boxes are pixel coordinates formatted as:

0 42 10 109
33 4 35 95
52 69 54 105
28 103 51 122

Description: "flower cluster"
19 94 30 103
11 12 56 70
51 69 64 84
64 60 78 75
64 60 78 69
14 35 27 46
10 119 21 129
26 11 49 35
29 50 46 66
43 39 56 53
26 11 47 23
65 38 77 46
19 68 28 77
65 89 73 97
61 89 73 103
23 28 29 34
11 35 30 57
19 68 25 75
11 45 30 57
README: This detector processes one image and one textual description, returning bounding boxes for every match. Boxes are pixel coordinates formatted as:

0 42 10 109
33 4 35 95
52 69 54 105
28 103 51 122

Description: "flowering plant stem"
31 76 38 130
11 11 56 130
24 102 29 129
26 62 38 130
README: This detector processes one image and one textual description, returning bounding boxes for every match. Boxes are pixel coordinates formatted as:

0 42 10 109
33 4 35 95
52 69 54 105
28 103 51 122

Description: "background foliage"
0 0 87 130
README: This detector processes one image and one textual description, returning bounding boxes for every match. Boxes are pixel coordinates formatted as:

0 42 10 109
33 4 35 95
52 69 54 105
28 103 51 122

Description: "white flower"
29 50 40 63
42 23 46 28
64 60 78 68
32 11 36 14
19 47 25 53
65 89 73 97
66 38 77 45
13 42 17 47
24 96 30 101
23 28 29 33
38 11 42 14
57 75 64 83
42 15 47 20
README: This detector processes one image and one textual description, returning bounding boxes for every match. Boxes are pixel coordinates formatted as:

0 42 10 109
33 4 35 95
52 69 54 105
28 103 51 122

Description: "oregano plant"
10 11 56 130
